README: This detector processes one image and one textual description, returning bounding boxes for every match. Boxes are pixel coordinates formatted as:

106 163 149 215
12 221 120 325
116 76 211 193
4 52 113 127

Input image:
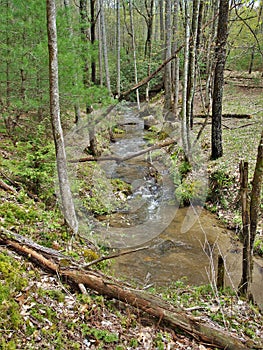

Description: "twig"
83 245 150 268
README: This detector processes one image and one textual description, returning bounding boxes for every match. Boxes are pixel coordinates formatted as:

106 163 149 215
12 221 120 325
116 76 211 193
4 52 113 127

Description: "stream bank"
74 102 263 310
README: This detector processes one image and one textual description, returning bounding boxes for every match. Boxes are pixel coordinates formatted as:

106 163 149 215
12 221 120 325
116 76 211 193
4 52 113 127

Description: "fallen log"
0 228 260 350
68 138 176 163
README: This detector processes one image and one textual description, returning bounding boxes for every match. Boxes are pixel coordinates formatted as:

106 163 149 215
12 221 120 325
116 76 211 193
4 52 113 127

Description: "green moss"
0 190 66 246
0 252 29 332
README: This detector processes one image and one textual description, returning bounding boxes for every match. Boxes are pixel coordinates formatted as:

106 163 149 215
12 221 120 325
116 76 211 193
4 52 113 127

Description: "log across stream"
66 103 262 310
82 104 263 310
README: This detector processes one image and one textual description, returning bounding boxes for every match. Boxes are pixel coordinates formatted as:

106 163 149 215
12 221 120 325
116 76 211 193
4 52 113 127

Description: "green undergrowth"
157 278 263 343
0 249 176 349
76 162 131 216
0 189 67 247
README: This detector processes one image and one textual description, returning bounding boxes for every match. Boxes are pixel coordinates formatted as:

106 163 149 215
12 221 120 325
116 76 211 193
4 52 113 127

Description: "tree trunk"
99 0 111 94
80 0 89 87
164 0 172 110
98 12 104 86
250 130 263 268
46 0 78 234
211 0 229 160
0 228 257 350
172 0 180 117
238 161 251 296
205 0 218 114
116 0 121 97
181 2 191 160
90 0 97 84
143 0 154 102
186 0 200 129
129 0 140 109
159 0 164 41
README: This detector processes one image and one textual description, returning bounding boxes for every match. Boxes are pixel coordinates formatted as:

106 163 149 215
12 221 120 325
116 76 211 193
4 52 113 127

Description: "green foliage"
111 178 132 195
0 190 65 244
175 179 205 207
227 7 262 72
170 153 206 206
0 252 28 332
77 163 127 215
208 169 234 205
83 327 118 343
2 124 55 201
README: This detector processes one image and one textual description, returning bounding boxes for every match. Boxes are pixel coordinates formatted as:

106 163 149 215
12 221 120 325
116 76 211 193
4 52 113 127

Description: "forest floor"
193 70 263 235
0 71 263 349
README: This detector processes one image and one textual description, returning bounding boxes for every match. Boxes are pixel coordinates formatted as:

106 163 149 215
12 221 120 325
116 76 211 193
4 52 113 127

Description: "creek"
92 104 263 310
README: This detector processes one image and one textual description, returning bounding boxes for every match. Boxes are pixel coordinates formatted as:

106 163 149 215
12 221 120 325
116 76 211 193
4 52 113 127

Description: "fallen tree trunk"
119 44 185 100
0 228 259 350
68 139 176 163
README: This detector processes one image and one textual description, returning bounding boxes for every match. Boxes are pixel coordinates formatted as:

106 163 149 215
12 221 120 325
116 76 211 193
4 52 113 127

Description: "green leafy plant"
84 327 118 343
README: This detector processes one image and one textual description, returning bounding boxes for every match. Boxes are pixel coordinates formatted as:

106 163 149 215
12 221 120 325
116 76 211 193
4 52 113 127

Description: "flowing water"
95 105 263 310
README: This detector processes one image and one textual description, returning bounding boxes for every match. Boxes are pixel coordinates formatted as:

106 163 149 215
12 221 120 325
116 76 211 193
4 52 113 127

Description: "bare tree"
46 0 78 234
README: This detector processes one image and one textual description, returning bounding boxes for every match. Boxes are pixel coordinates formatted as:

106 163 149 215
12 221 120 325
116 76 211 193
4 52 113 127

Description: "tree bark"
205 0 218 115
129 0 140 109
80 0 89 87
116 0 121 97
186 0 200 129
0 228 257 350
172 0 180 117
211 0 229 160
164 0 172 110
238 161 251 296
181 2 191 160
99 0 111 94
90 0 96 84
46 0 78 234
250 130 263 267
159 0 164 41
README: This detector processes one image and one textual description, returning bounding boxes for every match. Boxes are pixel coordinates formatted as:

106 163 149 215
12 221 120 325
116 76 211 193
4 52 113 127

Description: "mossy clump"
0 252 29 334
